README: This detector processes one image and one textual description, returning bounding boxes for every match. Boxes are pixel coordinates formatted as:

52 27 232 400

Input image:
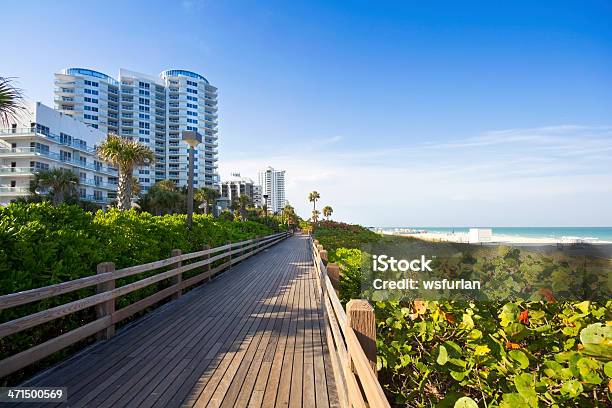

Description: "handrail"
310 237 390 408
0 231 290 378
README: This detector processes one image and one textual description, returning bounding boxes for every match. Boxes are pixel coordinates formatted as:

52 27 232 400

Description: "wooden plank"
190 245 293 407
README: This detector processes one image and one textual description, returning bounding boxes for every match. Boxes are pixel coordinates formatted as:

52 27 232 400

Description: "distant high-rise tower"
258 166 286 214
54 68 219 193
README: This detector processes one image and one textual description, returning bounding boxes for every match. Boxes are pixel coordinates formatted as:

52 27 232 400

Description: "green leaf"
605 361 612 378
560 379 583 398
454 396 478 408
514 373 536 402
504 322 529 341
499 303 520 327
437 345 448 365
509 350 529 369
580 323 612 360
500 393 529 408
542 360 563 379
474 345 490 356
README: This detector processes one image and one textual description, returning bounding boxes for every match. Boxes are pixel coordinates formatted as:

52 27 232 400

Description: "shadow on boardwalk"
20 234 338 408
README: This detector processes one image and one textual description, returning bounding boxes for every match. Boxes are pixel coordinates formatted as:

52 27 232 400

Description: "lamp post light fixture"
182 131 202 229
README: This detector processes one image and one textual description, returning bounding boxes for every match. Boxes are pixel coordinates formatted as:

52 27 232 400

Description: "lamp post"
182 131 202 229
262 194 269 218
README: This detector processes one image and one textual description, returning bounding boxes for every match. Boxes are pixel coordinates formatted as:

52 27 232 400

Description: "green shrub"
314 220 612 407
0 202 279 385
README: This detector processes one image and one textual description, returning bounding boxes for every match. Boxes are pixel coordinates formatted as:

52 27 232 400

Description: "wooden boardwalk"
20 234 338 408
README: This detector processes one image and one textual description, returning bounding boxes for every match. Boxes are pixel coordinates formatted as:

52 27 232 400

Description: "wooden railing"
310 237 390 408
0 231 291 378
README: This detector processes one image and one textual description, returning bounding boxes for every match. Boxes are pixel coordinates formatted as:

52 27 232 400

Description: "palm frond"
0 77 26 126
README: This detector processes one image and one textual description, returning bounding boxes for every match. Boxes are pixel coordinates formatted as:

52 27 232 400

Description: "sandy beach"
381 231 612 245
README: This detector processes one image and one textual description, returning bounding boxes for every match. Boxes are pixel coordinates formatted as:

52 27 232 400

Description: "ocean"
377 227 612 242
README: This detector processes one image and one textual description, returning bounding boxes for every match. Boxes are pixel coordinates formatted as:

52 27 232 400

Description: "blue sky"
3 0 612 226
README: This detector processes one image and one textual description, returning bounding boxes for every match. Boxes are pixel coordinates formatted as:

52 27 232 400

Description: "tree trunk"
117 170 132 210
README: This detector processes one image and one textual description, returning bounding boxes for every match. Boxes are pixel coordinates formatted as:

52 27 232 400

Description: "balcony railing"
0 147 117 175
0 167 34 175
0 187 30 194
0 128 95 154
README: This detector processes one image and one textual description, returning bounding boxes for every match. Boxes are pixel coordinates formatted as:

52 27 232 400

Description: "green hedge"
0 202 279 384
314 221 612 407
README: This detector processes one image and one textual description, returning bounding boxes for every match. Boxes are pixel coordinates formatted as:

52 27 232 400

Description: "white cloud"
219 125 612 226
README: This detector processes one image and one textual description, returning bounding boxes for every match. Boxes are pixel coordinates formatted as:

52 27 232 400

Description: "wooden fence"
0 231 291 378
311 237 390 408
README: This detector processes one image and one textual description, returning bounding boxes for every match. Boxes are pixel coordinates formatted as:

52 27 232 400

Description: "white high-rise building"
54 68 219 193
0 102 118 205
258 166 286 214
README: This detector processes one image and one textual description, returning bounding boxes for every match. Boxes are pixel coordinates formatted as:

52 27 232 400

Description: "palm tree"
238 194 252 220
311 209 321 224
138 180 183 215
322 205 333 220
97 134 154 210
131 176 142 198
32 168 79 205
194 187 220 215
0 77 25 126
282 204 298 229
308 191 320 212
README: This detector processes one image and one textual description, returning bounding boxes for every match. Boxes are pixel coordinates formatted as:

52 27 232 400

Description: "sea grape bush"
0 202 279 384
314 222 612 407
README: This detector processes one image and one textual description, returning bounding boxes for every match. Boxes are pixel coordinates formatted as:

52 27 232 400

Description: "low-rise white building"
0 102 118 205
221 172 256 206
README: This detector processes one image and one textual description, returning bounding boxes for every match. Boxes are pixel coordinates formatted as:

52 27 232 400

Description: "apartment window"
139 106 150 112
79 156 87 166
94 190 102 201
30 142 49 154
139 90 150 96
139 177 150 183
187 96 198 102
60 150 72 162
186 80 198 86
84 105 99 112
94 175 102 186
187 111 197 116
139 122 150 129
187 119 198 124
187 88 197 94
84 89 99 95
187 103 198 109
79 188 86 198
30 161 49 170
94 160 102 171
91 124 98 129
10 180 16 187
84 97 98 103
59 132 72 145
138 82 150 89
138 98 150 106
138 113 150 120
187 126 197 131
34 124 50 135
84 80 99 87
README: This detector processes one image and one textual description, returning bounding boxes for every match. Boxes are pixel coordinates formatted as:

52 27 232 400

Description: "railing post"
327 263 340 295
346 299 377 376
320 249 328 265
203 245 211 281
96 262 115 340
227 240 232 270
170 249 182 300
